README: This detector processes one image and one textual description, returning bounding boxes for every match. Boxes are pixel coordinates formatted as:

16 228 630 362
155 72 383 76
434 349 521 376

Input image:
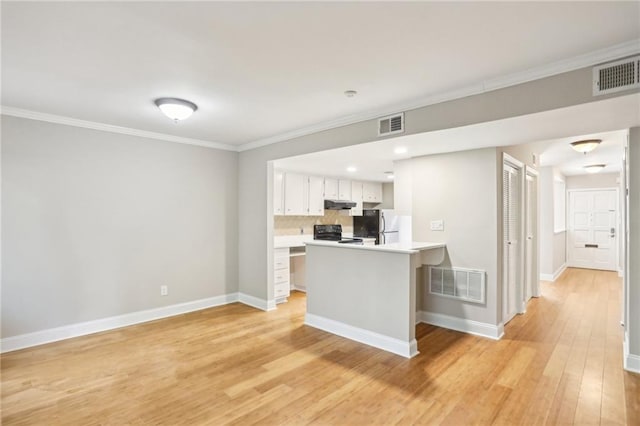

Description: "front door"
568 189 617 271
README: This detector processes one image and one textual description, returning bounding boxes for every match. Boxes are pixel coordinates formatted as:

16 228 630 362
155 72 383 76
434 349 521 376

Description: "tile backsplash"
274 210 354 236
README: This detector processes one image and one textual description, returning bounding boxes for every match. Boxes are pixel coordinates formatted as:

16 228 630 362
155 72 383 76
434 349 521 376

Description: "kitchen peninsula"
304 240 445 358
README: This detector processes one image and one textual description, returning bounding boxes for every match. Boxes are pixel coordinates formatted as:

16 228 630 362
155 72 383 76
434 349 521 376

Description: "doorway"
567 189 618 271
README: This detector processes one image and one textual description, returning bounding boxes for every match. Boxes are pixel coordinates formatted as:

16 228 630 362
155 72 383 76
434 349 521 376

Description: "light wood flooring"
2 268 639 425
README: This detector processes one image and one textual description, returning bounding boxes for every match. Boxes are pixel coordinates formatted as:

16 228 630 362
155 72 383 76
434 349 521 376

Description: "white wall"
625 127 640 368
410 148 499 325
1 116 239 337
539 167 567 279
566 172 619 189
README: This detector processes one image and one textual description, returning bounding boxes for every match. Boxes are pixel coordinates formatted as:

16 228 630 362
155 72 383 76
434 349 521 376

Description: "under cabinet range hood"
324 199 356 210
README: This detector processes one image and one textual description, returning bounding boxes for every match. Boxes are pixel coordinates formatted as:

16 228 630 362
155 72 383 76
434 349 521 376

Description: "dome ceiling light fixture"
584 164 606 174
154 98 198 122
570 139 601 154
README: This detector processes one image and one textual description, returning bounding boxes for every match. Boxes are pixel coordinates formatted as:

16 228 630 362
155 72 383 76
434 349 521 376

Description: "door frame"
525 166 540 299
502 153 526 324
566 187 619 271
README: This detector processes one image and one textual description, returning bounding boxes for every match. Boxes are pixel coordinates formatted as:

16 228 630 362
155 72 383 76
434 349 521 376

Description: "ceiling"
2 2 639 147
275 94 640 181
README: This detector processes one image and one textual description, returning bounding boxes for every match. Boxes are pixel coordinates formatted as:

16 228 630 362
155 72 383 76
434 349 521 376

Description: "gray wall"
1 116 239 337
239 65 627 301
410 148 499 325
627 127 640 359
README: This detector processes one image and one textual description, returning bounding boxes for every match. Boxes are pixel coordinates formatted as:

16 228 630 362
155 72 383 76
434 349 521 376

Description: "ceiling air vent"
593 56 640 96
378 112 404 137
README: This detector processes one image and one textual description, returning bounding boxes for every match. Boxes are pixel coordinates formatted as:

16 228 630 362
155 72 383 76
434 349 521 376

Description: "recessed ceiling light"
344 90 357 98
347 166 357 172
394 147 408 154
154 98 198 122
584 164 606 173
571 139 601 154
387 174 395 179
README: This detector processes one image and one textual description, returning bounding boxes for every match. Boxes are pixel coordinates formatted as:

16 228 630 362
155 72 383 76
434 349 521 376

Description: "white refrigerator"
380 209 412 245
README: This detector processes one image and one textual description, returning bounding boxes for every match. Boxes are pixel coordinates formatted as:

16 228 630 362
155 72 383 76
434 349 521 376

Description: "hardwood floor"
2 268 638 425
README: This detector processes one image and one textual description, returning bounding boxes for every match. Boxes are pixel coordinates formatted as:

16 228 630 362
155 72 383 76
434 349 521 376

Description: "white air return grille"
378 113 404 136
593 56 640 96
429 266 485 304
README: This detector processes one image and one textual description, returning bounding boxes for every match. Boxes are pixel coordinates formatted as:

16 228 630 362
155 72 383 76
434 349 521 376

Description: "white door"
568 189 617 271
524 171 538 301
503 163 522 324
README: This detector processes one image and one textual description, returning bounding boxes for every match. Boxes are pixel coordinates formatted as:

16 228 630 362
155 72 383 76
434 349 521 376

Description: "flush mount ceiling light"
570 139 601 154
154 98 198 122
394 147 408 154
385 171 395 179
346 166 357 172
584 164 606 173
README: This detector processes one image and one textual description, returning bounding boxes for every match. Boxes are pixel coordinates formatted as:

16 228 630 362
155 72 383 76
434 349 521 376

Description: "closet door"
503 163 521 324
524 169 539 301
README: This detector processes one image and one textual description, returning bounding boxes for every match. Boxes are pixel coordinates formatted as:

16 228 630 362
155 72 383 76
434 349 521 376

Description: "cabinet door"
363 181 383 203
351 181 363 216
284 173 306 216
324 178 338 200
308 176 325 216
338 179 352 200
273 170 285 215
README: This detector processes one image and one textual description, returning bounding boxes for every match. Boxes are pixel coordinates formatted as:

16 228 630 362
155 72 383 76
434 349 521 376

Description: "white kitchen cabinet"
284 173 306 216
307 176 325 216
363 181 383 203
273 170 285 215
324 178 338 200
274 247 290 303
338 179 352 200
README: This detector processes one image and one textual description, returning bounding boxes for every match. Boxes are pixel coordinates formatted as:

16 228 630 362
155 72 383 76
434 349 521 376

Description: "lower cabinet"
274 248 291 303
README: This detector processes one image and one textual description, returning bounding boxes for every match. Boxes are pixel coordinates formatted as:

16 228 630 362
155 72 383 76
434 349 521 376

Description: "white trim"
624 338 640 374
304 313 418 358
540 263 567 282
237 39 640 152
503 152 525 168
525 165 539 177
0 106 237 152
417 311 504 340
0 293 240 353
238 293 277 312
618 269 624 278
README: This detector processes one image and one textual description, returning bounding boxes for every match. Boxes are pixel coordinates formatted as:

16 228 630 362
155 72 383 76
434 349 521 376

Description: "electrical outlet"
430 220 444 231
160 285 168 296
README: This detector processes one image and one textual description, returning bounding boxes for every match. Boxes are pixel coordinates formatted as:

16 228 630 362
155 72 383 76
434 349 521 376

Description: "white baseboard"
618 269 624 278
623 336 640 374
238 293 276 312
417 311 504 340
292 285 307 293
304 313 418 358
1 293 240 353
540 263 567 282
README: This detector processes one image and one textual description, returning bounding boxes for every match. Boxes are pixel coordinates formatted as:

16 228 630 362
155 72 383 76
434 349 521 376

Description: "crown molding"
237 39 640 152
0 106 238 152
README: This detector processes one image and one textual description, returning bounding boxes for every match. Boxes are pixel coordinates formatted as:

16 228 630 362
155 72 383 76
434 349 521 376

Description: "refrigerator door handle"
381 212 386 233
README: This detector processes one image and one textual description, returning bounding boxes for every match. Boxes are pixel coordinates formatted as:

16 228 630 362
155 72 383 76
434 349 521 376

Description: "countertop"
274 234 375 249
304 240 445 254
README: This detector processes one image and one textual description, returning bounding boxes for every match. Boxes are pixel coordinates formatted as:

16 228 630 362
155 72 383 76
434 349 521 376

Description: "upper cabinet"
284 172 307 216
338 179 352 200
281 172 325 216
363 182 383 203
324 178 338 200
275 170 383 216
308 176 325 216
274 170 285 215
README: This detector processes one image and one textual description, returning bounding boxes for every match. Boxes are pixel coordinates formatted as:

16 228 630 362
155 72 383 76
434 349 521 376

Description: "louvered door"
503 163 521 324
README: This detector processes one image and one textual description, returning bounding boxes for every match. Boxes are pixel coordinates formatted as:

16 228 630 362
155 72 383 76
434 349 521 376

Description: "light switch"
431 220 444 231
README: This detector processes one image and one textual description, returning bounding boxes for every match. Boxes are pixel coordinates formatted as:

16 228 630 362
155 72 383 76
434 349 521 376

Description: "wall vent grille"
593 56 640 96
378 113 404 136
429 266 486 304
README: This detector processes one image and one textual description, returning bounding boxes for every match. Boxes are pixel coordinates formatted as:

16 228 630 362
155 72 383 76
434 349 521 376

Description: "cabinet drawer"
274 269 289 284
274 257 289 270
274 282 290 298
